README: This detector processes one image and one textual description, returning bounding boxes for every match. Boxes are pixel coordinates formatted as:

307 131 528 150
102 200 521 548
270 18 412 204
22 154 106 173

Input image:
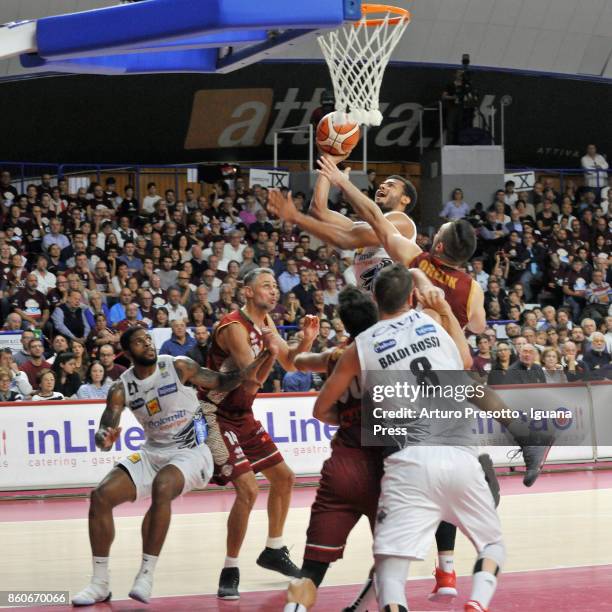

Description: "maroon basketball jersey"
206 309 268 417
327 343 363 448
410 252 474 329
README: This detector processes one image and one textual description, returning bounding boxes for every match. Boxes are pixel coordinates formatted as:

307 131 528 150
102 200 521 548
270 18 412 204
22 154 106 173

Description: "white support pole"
274 132 279 168
362 125 368 172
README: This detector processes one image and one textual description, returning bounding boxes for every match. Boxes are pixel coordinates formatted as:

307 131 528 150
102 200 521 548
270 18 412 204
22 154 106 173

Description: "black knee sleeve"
435 521 457 552
473 558 500 576
382 605 408 612
300 559 329 588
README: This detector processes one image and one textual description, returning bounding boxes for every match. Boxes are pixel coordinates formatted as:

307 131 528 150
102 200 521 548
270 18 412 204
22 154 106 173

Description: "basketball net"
318 5 410 127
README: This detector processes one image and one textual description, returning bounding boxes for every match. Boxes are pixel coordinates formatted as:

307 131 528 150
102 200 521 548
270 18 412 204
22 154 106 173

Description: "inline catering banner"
0 384 600 490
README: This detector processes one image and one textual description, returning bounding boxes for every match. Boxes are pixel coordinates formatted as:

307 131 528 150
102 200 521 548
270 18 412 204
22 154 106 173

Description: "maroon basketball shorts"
305 444 383 563
213 411 283 484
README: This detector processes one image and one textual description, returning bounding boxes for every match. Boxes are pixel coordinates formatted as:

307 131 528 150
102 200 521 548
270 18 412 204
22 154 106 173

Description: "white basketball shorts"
373 446 503 559
118 443 214 500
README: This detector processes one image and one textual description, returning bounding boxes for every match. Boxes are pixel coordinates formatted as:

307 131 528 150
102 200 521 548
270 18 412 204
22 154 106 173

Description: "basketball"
316 112 361 156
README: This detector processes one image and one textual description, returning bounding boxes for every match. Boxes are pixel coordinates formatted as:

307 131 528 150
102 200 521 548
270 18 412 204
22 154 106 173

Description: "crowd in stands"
0 142 610 398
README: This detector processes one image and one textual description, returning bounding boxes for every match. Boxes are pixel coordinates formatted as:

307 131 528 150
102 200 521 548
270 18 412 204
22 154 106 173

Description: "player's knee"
287 577 317 607
477 541 506 572
90 486 110 510
236 478 259 507
272 465 295 491
151 477 176 504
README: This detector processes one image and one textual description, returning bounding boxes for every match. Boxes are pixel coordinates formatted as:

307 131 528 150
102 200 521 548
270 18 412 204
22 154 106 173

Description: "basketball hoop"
318 4 410 127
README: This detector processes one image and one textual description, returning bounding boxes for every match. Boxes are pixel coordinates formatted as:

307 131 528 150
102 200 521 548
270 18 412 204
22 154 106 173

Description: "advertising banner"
0 383 604 491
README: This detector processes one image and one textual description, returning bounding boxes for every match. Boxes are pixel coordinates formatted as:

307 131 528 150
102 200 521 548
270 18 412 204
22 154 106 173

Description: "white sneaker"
129 572 153 604
71 578 111 606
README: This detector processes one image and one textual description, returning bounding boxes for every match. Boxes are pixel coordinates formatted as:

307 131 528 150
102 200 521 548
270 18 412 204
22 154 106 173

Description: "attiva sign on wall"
0 64 609 166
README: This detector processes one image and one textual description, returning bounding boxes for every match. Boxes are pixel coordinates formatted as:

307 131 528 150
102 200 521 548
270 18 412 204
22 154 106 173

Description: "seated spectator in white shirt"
581 144 609 190
223 231 246 263
31 369 64 401
164 287 189 323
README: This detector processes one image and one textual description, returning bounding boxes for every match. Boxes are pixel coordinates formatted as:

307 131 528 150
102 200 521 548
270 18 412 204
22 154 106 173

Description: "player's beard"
132 353 157 366
376 193 396 212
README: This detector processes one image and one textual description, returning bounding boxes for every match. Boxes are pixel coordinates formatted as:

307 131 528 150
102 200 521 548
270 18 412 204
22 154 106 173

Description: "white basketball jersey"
355 309 462 373
121 355 201 448
355 310 474 453
353 245 394 293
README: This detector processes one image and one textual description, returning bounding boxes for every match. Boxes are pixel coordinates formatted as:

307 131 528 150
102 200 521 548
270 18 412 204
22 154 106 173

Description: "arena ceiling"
1 0 611 79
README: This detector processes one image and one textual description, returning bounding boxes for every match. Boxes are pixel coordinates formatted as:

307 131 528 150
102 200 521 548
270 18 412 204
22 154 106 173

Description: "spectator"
541 348 566 383
148 274 167 307
31 254 57 295
440 188 470 221
115 302 148 333
561 341 589 381
109 289 138 325
41 218 70 252
186 326 210 366
98 344 126 380
31 369 64 401
71 339 89 380
76 361 113 399
322 273 340 306
1 312 23 331
19 338 51 388
583 269 611 322
157 255 179 290
487 341 515 385
10 274 50 332
11 329 35 366
504 344 546 384
0 348 32 397
563 258 590 322
0 366 23 401
581 144 609 192
282 369 313 392
84 291 111 330
164 287 189 323
278 259 300 295
52 289 90 342
312 319 334 353
153 306 170 329
52 352 81 398
471 335 492 377
46 334 72 365
160 319 196 357
582 332 612 379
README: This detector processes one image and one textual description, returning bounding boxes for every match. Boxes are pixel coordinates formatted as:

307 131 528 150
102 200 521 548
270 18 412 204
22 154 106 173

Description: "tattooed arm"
95 381 126 451
173 350 272 393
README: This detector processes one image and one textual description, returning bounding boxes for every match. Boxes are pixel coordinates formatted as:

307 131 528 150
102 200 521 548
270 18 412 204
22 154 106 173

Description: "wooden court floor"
1 471 611 611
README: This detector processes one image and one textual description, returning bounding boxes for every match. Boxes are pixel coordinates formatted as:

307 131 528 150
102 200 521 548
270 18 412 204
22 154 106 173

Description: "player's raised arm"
174 350 272 393
294 347 337 373
308 153 353 230
466 280 487 334
313 343 359 424
316 156 421 265
268 188 380 249
264 315 320 372
95 381 126 451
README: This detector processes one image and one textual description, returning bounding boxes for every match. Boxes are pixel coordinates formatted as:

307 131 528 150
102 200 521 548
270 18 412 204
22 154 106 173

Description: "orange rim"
360 3 411 27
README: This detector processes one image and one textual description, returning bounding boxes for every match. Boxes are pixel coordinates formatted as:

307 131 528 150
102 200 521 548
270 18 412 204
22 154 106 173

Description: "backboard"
0 0 362 75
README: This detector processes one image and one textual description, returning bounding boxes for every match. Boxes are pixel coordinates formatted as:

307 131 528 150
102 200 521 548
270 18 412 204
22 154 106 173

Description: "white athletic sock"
92 556 109 582
224 556 239 569
283 604 307 612
470 571 497 609
438 553 454 573
138 553 158 580
266 536 284 549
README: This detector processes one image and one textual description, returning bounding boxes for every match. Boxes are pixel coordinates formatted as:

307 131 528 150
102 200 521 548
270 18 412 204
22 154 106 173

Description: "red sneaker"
428 567 458 602
465 600 488 612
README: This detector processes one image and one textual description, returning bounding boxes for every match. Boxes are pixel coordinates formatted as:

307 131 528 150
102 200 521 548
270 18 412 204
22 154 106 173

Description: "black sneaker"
521 444 552 487
256 546 301 578
217 567 240 600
